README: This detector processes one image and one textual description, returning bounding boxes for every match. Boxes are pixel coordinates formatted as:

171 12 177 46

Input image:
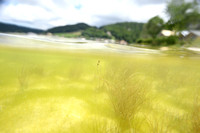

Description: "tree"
146 16 164 39
166 0 200 31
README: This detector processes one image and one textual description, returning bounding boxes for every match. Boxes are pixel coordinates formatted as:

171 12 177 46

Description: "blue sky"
0 0 168 29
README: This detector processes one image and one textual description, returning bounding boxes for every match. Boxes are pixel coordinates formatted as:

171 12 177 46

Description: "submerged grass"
190 98 200 133
0 46 200 132
104 66 147 132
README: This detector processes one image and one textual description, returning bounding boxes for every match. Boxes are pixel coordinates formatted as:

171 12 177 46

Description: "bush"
164 36 178 45
136 38 153 44
136 39 143 44
136 36 178 46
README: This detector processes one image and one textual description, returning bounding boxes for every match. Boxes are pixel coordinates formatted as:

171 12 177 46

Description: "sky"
0 0 168 30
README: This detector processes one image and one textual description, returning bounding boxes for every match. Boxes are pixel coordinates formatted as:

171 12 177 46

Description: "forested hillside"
47 23 91 33
0 22 43 33
101 22 144 43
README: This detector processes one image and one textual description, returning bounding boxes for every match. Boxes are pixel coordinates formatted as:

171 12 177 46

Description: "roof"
180 31 190 36
190 30 200 36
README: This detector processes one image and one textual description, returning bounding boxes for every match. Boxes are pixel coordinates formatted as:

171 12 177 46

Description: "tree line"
83 0 200 46
137 0 200 46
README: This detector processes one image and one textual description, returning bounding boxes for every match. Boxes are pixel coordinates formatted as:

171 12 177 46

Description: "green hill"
81 27 111 39
0 22 43 33
47 23 91 33
101 22 144 43
0 21 144 43
47 22 144 43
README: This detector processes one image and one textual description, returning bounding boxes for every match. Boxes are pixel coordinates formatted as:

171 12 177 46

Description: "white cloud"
0 0 167 29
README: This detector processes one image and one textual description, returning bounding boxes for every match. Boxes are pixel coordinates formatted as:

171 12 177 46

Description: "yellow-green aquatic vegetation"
68 117 120 133
191 98 200 133
104 65 147 132
147 113 172 133
18 66 30 90
0 46 200 132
